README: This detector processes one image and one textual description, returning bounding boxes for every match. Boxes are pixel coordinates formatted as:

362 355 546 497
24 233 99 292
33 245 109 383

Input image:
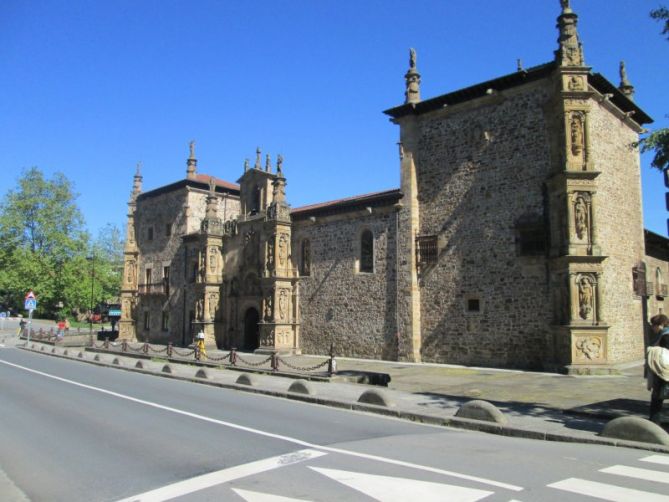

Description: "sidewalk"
3 328 666 452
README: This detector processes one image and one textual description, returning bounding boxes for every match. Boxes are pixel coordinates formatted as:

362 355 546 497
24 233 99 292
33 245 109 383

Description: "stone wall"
292 207 399 359
588 101 645 363
407 82 555 368
646 253 669 319
135 186 240 346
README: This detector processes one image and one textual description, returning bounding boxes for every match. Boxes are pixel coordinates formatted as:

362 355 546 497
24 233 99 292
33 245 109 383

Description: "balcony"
658 283 668 299
138 282 167 295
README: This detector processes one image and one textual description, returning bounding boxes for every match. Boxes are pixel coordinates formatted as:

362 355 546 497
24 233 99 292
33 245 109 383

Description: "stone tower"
259 156 300 353
547 0 608 368
193 178 225 347
119 163 142 341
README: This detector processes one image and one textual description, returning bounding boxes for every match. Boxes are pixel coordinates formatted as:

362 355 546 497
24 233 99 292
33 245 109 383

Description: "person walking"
647 314 669 424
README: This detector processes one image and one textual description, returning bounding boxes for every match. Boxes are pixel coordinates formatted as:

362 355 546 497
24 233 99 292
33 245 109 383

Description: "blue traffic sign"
24 298 37 311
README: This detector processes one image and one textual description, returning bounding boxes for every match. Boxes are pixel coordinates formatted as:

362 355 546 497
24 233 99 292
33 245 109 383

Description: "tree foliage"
0 167 123 319
641 7 669 172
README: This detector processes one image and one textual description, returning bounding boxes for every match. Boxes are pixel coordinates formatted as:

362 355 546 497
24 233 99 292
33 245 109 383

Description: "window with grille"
143 311 150 330
416 235 438 267
517 226 546 256
161 311 169 331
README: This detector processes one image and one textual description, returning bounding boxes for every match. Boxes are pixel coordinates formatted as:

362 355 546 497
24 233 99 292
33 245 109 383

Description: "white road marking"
548 478 669 501
643 455 669 466
601 464 669 484
310 467 493 502
0 358 523 492
232 488 312 502
116 449 325 502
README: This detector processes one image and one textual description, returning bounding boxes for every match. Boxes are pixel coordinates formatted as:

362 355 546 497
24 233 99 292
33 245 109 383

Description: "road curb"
16 342 669 454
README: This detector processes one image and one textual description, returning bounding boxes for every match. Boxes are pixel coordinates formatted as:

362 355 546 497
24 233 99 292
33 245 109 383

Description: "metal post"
167 342 173 358
26 309 33 344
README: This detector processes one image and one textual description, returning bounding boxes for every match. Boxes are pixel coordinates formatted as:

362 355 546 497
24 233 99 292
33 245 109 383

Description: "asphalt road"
2 345 669 501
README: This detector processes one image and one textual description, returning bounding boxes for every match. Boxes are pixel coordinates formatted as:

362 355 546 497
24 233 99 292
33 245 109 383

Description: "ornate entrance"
243 307 260 351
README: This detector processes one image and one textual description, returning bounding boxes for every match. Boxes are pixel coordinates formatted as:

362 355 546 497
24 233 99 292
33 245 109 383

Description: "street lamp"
87 255 95 335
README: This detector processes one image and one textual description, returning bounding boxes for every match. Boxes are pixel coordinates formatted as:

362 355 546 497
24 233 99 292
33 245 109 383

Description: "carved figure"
578 276 594 319
568 76 583 91
570 114 584 156
574 195 588 240
244 230 257 266
576 336 602 360
276 154 283 177
267 238 275 270
278 289 288 320
264 295 273 320
126 260 136 284
189 140 195 158
409 48 416 69
209 247 218 273
196 298 204 320
560 0 570 10
278 234 288 267
209 293 218 319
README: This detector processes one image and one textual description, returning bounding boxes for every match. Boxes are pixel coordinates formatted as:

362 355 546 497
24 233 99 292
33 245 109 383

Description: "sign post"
24 290 37 343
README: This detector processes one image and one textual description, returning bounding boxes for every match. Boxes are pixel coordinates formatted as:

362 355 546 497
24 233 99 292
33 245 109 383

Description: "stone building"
120 1 668 372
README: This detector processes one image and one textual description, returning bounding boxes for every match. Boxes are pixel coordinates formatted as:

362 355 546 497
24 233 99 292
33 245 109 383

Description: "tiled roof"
137 173 240 201
193 174 240 192
291 189 402 219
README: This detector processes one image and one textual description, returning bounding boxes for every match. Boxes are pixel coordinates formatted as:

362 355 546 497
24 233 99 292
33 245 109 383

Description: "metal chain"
235 354 273 367
148 346 168 354
172 348 195 357
126 344 145 353
277 357 330 372
205 352 230 362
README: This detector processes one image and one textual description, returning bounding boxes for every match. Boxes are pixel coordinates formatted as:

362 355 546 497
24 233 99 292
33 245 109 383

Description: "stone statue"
560 0 570 10
278 234 289 267
276 154 283 177
209 247 218 273
209 293 218 319
264 295 273 320
126 260 135 284
570 114 584 156
409 47 416 69
209 176 216 193
619 61 628 83
578 276 593 319
267 239 275 270
196 298 204 320
278 289 288 320
189 140 195 159
574 196 588 239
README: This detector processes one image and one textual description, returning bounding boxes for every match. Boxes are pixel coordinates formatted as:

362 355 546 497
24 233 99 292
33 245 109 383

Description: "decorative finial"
404 48 421 105
618 60 635 100
276 154 283 177
131 162 143 199
516 59 523 72
208 176 216 193
555 0 585 67
186 140 197 179
135 161 142 176
255 147 262 169
265 154 272 173
244 158 249 172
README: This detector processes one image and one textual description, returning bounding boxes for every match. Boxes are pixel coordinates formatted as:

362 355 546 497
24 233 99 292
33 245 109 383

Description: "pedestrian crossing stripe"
643 455 669 466
548 478 669 501
309 467 494 502
232 488 310 502
600 465 669 485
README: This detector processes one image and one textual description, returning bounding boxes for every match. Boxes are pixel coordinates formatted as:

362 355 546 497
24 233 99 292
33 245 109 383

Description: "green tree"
0 167 89 317
640 7 669 171
91 223 124 305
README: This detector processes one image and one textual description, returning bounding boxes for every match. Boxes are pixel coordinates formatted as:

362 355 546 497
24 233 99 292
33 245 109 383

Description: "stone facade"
120 1 668 371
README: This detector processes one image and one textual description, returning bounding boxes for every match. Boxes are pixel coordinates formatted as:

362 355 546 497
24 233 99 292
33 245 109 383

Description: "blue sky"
2 0 668 237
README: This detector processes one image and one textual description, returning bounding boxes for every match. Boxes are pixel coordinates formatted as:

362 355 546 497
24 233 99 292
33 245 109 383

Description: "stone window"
161 311 169 331
147 226 154 241
143 311 150 331
165 223 171 237
145 268 152 286
163 266 170 295
516 225 546 256
359 230 374 273
416 235 438 268
300 239 311 276
633 263 647 296
467 298 480 312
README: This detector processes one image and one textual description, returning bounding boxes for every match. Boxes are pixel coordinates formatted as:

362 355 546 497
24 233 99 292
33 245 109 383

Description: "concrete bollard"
195 369 208 379
236 373 257 386
288 379 315 395
455 400 508 424
162 364 172 374
135 361 144 369
358 389 394 407
602 416 669 446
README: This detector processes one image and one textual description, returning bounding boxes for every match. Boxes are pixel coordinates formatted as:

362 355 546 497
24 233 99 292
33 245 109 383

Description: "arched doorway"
243 307 260 351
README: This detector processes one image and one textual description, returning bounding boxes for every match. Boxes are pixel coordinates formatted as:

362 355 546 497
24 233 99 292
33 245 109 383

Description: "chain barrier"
277 357 330 372
205 351 230 362
125 343 145 353
172 347 195 357
235 354 273 367
148 345 168 354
